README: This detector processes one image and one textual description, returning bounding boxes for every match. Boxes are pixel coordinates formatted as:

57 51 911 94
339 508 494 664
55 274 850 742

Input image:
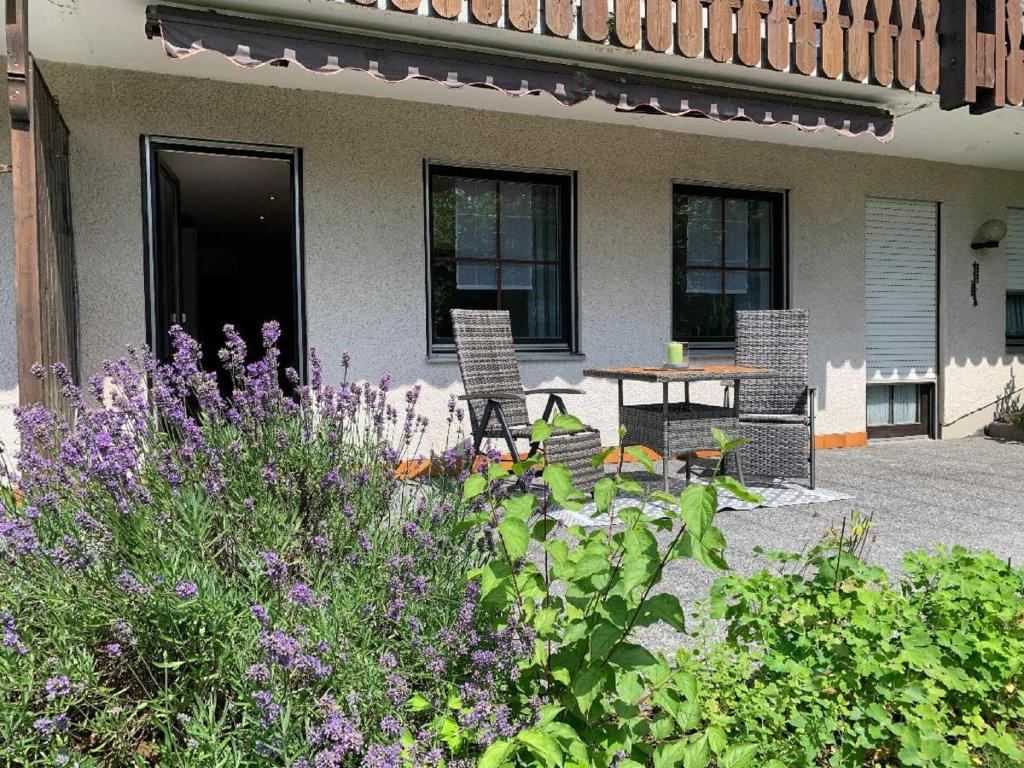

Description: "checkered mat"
547 475 852 528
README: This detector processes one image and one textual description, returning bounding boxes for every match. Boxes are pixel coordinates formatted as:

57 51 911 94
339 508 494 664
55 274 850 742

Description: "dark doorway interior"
147 142 303 390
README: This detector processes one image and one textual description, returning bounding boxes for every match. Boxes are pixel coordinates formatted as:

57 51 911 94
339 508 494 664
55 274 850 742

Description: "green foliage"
446 428 762 767
689 517 1024 767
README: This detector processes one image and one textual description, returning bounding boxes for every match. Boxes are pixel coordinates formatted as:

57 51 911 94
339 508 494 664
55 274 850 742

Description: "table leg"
662 382 669 494
733 378 745 485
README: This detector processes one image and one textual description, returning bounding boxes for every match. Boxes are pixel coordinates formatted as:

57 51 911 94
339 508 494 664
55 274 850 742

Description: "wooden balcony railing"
348 0 943 94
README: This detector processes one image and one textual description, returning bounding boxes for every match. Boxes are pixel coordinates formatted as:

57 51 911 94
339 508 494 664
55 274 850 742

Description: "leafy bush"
691 518 1024 767
0 324 508 767
415 428 765 767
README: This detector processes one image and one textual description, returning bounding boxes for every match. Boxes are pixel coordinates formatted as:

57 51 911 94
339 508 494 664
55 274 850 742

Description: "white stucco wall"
35 60 1024 451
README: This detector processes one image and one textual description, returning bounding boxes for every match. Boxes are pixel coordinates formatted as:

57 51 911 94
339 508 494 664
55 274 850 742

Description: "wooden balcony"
339 0 1024 109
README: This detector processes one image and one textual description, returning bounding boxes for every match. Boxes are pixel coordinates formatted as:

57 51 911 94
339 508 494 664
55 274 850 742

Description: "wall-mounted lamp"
970 218 1007 307
971 218 1008 250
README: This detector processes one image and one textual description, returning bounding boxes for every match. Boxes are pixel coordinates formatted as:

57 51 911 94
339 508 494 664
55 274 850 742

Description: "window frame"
1007 208 1024 348
424 162 578 355
670 182 788 348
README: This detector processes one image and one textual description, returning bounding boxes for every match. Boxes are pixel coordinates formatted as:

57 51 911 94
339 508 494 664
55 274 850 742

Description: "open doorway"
143 138 304 389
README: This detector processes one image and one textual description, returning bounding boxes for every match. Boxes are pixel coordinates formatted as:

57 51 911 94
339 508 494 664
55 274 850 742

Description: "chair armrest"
523 387 585 396
458 391 526 402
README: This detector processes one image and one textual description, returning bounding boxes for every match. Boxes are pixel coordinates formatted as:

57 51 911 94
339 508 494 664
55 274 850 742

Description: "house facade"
2 0 1023 456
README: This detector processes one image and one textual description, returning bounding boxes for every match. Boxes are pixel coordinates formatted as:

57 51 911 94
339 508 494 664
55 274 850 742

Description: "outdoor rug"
547 474 852 529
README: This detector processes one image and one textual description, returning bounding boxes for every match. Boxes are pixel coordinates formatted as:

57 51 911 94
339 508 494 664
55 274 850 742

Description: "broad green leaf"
625 446 655 473
609 642 658 669
504 494 536 520
591 446 616 468
535 705 564 727
543 539 569 566
498 517 530 560
531 419 553 444
532 517 557 542
488 462 510 481
589 622 621 659
680 483 716 539
543 464 576 504
406 694 431 712
719 743 758 768
552 413 586 433
650 490 681 509
462 473 486 500
713 475 762 505
706 725 727 754
570 554 610 581
682 735 710 768
594 477 617 515
571 665 609 718
480 739 515 768
615 478 646 497
710 427 729 453
516 729 563 768
636 593 686 632
653 740 688 768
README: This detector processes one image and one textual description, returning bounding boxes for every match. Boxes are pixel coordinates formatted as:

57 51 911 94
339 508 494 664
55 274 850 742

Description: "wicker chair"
731 309 817 488
450 309 604 491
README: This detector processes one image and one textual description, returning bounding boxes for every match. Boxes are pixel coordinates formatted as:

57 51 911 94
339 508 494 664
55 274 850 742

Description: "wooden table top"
583 364 774 383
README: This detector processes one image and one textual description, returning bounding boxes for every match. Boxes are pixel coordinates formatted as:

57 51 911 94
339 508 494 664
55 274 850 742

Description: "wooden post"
6 0 44 406
939 0 977 109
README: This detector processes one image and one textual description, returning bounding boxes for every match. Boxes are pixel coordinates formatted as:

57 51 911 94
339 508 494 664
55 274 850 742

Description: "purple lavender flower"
45 675 72 700
379 715 402 738
116 570 151 597
175 581 198 600
1 611 28 655
288 581 319 608
253 690 281 726
261 552 287 587
250 604 270 625
104 643 122 658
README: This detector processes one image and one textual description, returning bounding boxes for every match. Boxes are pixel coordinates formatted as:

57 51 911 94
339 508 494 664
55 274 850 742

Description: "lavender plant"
0 324 509 767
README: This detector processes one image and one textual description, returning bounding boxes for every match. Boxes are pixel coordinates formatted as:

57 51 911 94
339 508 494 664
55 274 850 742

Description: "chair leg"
808 389 817 490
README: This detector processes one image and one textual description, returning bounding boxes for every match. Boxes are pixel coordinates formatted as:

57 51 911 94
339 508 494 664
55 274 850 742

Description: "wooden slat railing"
940 0 1024 111
353 0 942 94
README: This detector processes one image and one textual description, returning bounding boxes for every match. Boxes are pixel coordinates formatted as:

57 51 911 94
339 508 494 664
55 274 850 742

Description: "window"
1007 208 1024 346
866 383 932 438
427 165 574 352
672 185 785 344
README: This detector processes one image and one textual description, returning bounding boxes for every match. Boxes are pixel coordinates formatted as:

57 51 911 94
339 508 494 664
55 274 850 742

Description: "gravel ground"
585 436 1024 651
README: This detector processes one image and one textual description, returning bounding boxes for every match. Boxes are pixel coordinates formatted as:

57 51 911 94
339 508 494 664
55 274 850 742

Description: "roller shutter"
865 198 938 382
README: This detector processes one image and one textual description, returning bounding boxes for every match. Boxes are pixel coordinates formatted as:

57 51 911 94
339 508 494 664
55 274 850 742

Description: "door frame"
140 136 307 380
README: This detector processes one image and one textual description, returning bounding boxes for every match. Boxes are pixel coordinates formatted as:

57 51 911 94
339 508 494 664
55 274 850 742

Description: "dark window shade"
672 186 785 343
428 166 574 351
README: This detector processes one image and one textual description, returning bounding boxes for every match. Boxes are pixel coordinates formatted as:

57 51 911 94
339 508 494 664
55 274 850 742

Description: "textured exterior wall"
36 60 1024 451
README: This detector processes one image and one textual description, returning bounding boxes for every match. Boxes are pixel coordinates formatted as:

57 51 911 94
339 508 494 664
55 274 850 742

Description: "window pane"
431 261 498 340
504 264 561 340
1007 292 1024 339
453 178 498 288
682 197 722 267
726 198 772 269
686 269 722 295
892 384 920 424
866 386 891 426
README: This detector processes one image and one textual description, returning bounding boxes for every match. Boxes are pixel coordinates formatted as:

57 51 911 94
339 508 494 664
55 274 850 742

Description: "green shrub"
413 425 765 767
0 325 501 766
690 518 1024 767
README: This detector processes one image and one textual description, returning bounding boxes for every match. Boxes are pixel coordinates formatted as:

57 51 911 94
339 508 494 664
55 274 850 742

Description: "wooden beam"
940 0 977 109
6 0 44 406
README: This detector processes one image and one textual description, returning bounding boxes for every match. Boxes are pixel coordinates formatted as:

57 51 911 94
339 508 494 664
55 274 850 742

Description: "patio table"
582 364 775 492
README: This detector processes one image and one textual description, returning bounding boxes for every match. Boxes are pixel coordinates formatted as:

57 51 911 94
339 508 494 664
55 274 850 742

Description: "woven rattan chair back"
451 309 531 430
735 309 809 416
